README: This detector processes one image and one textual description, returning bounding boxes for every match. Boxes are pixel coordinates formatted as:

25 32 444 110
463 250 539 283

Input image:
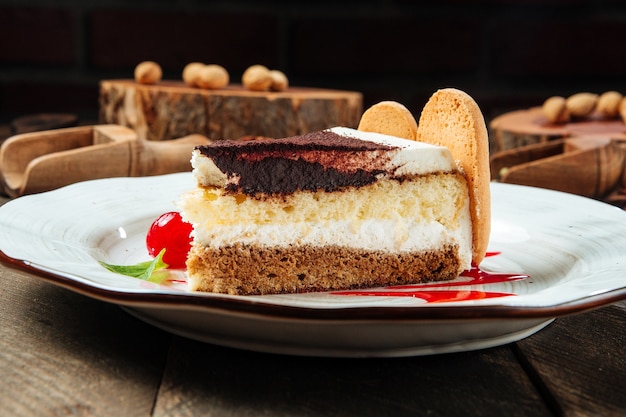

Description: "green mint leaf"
100 248 169 282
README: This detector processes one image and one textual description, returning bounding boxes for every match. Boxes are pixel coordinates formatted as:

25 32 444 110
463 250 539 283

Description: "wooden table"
1 193 625 417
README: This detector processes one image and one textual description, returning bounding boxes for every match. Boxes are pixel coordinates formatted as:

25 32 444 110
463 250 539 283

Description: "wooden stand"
99 80 363 141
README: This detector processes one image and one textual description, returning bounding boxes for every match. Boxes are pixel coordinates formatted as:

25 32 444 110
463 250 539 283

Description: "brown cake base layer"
186 243 462 295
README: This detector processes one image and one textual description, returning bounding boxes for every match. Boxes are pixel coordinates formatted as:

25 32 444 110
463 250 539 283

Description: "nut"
196 64 229 89
566 92 598 118
542 96 569 123
596 91 623 118
134 61 162 85
182 62 205 86
269 70 289 91
242 65 272 91
618 98 626 123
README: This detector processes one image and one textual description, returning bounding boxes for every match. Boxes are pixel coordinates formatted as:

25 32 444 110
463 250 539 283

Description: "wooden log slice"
489 107 626 153
99 80 363 141
490 107 626 207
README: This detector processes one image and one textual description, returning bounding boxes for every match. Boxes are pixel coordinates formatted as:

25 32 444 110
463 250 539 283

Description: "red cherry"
146 211 193 269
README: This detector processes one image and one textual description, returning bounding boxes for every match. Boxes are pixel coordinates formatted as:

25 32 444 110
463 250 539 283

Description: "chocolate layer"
197 130 398 196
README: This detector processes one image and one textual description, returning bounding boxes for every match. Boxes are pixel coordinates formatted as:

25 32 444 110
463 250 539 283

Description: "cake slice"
179 125 476 295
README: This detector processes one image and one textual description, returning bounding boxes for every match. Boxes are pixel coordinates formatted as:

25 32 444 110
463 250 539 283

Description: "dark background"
2 0 626 126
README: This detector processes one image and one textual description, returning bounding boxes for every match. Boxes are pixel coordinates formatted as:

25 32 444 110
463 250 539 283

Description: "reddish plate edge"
3 249 626 322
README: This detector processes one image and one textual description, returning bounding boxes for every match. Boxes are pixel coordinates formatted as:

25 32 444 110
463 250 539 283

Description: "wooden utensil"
490 135 625 199
0 124 210 197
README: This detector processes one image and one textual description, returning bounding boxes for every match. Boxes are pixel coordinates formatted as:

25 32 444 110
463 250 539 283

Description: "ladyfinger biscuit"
357 101 418 140
417 88 491 265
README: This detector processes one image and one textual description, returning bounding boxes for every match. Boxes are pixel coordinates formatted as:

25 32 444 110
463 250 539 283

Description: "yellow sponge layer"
180 173 468 230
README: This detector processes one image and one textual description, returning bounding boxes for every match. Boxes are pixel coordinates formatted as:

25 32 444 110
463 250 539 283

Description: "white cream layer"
328 127 457 176
190 213 473 272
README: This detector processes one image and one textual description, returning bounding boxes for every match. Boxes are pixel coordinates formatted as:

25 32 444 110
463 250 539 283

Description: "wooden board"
99 80 363 141
0 267 171 416
154 337 552 417
516 302 626 417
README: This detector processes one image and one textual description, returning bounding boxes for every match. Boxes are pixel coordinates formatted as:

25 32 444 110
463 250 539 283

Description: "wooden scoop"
490 135 625 199
0 124 211 197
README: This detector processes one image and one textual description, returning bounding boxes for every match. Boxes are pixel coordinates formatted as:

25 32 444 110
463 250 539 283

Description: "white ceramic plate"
1 173 626 357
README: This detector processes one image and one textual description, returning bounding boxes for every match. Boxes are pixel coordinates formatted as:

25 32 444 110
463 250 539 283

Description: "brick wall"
1 0 626 126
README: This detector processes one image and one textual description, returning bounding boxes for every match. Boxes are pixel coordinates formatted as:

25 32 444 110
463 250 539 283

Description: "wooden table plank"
152 336 553 417
0 267 171 417
516 303 626 417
